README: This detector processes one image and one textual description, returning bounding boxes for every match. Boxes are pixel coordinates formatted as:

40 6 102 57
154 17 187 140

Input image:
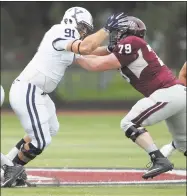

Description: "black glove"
103 12 126 33
107 31 118 53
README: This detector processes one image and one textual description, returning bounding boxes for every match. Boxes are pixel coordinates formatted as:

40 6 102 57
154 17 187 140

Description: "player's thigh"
46 95 60 136
121 96 181 131
141 85 186 127
9 81 51 148
131 85 185 127
120 97 157 130
9 80 32 129
166 109 186 153
10 81 49 129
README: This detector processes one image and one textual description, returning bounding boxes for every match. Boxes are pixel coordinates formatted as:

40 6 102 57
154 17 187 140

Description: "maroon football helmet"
117 15 147 40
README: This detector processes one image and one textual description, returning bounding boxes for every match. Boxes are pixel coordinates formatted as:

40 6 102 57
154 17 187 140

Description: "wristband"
77 42 81 54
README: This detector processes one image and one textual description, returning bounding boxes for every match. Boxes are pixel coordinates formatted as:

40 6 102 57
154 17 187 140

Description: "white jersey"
17 24 80 93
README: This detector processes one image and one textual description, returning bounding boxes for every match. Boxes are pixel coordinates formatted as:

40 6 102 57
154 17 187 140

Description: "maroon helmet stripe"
132 102 168 125
132 102 162 124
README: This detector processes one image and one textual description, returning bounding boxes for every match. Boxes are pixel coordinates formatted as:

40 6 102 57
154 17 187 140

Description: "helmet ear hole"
69 19 73 24
64 18 68 24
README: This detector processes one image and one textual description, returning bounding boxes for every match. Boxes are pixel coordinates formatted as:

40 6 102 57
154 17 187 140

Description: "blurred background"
1 1 186 109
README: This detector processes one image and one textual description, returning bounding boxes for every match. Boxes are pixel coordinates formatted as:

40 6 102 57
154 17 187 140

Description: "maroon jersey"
113 36 182 97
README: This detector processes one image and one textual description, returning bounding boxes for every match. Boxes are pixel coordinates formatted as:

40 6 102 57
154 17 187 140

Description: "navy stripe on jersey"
52 38 67 51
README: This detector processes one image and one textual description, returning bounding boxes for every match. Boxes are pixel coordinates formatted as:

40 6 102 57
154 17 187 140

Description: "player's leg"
160 141 176 158
8 81 52 186
9 82 52 166
1 153 14 167
8 95 59 165
46 95 60 137
120 85 185 179
121 97 173 179
165 108 186 156
120 91 181 178
1 153 25 187
6 135 31 162
5 136 32 187
161 86 186 158
157 87 186 158
6 96 59 166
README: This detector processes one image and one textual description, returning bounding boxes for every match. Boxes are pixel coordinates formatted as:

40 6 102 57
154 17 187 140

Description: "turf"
1 185 186 196
1 113 185 168
1 112 186 196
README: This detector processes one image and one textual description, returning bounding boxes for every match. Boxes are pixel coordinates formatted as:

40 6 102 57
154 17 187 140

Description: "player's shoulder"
119 35 147 48
49 24 67 33
48 24 80 39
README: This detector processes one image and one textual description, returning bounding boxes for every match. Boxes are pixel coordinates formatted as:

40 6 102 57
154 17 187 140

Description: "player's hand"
103 12 126 33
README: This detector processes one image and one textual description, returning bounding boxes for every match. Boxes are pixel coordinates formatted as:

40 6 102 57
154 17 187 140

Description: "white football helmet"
61 7 93 39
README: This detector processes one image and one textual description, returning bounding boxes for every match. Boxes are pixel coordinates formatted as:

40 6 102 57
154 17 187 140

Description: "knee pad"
125 126 147 142
22 143 43 156
19 143 43 164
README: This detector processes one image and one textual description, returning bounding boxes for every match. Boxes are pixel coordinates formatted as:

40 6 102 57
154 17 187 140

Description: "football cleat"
14 171 36 187
14 170 27 187
1 164 25 187
142 157 174 179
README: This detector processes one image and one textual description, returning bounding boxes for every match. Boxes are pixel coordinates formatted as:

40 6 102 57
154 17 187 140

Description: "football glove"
103 12 126 33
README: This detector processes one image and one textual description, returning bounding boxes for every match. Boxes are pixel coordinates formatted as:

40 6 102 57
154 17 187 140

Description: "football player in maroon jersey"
75 15 186 179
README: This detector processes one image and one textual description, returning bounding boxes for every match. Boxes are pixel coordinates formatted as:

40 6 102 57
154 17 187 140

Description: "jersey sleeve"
52 39 72 51
113 36 140 67
51 25 80 51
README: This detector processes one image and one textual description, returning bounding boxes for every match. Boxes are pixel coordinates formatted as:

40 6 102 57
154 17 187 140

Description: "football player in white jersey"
5 7 125 186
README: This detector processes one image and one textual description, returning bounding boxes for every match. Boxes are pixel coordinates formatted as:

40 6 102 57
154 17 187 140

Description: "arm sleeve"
112 37 139 67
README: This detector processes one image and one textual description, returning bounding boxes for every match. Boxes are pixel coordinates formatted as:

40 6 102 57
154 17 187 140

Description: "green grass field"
1 112 186 196
2 186 186 196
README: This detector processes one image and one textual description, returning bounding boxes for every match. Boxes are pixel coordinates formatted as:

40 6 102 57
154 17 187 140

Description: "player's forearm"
75 56 101 71
91 46 110 56
67 29 109 55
